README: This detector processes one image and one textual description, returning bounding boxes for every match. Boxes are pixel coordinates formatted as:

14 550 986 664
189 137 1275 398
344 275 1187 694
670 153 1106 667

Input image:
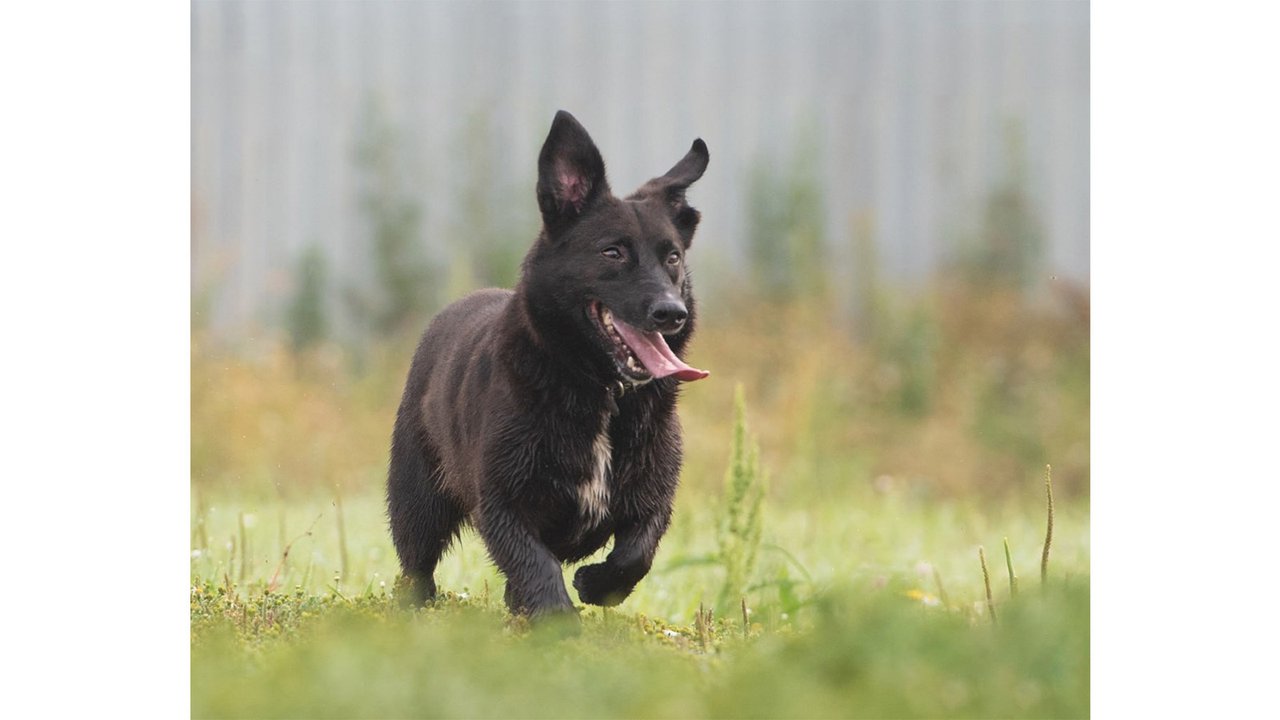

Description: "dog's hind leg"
387 424 464 606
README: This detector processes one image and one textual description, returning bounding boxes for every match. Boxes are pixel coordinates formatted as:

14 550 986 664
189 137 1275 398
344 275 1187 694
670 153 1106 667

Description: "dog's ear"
631 139 710 245
536 110 609 232
658 138 710 192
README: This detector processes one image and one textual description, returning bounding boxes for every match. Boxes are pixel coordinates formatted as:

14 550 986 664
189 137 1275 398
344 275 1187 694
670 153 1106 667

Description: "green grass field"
191 483 1087 718
191 292 1089 718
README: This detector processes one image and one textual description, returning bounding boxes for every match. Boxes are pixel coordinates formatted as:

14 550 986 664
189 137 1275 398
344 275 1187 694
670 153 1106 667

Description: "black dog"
388 111 709 618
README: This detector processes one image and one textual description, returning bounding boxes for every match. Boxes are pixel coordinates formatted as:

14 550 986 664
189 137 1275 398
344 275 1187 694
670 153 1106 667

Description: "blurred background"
191 1 1089 607
193 0 1087 336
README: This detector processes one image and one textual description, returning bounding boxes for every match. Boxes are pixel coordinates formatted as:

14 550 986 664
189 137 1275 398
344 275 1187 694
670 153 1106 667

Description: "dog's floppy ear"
631 139 710 245
536 110 610 232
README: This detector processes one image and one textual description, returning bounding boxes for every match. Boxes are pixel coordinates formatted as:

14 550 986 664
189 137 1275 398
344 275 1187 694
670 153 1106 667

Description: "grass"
191 289 1089 718
192 578 1088 719
190 482 1089 626
190 464 1089 718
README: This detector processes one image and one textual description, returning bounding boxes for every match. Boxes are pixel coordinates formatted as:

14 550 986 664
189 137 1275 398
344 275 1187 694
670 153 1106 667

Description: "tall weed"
716 386 766 614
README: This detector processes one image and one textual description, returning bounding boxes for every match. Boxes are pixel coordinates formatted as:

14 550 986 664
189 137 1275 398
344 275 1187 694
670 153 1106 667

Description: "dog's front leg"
574 510 672 607
475 501 575 619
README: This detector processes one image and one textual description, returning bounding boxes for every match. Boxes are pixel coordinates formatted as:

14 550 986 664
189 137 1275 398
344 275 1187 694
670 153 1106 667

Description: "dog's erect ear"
630 139 710 245
536 110 609 232
658 138 710 192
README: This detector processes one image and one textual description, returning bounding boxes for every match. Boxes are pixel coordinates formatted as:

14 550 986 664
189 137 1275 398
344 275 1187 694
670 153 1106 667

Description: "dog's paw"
393 574 438 609
527 605 582 640
504 581 579 621
573 563 633 607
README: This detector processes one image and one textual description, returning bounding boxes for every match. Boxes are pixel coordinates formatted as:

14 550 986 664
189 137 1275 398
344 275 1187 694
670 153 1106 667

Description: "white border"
4 2 1279 716
1094 1 1280 716
0 3 189 716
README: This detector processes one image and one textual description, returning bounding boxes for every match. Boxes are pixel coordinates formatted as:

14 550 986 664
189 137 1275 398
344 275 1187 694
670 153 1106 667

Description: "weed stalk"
237 511 248 583
1003 537 1018 597
932 565 951 608
195 487 209 552
278 506 287 571
267 513 323 594
1042 463 1054 586
717 385 766 614
335 489 349 587
696 603 714 652
979 546 996 624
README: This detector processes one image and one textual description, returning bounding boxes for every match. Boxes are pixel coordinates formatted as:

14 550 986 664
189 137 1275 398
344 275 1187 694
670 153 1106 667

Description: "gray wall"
192 0 1088 337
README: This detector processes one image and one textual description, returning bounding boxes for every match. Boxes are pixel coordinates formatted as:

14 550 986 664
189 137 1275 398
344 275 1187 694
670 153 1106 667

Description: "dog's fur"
387 111 709 617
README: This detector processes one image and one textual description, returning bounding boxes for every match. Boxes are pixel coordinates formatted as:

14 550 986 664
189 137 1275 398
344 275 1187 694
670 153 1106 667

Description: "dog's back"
392 288 511 506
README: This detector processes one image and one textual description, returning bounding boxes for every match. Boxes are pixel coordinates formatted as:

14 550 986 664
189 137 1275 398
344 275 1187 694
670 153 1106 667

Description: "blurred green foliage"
285 244 330 352
874 302 940 418
346 102 439 339
450 109 534 292
958 124 1045 291
745 131 827 302
336 106 537 344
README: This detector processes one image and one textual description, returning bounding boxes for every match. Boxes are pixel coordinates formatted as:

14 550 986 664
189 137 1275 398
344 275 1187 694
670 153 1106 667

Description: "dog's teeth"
598 305 649 378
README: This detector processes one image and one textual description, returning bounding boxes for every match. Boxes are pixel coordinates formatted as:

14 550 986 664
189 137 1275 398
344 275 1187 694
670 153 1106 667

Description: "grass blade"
931 565 951 609
1003 537 1018 597
237 511 248 584
979 546 996 624
334 489 349 587
1041 463 1055 586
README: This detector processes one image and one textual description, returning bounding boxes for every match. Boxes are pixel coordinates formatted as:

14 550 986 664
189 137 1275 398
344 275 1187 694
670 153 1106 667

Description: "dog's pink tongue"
612 318 709 382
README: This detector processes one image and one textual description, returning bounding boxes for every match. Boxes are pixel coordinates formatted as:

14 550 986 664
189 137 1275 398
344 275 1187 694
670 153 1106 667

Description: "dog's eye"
601 247 623 261
666 251 682 266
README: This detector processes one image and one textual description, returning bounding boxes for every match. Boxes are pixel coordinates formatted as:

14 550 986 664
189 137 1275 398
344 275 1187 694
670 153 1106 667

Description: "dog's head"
522 110 709 386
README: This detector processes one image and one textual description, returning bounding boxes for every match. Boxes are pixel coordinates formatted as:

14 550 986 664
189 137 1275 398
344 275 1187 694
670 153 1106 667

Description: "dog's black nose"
649 300 688 333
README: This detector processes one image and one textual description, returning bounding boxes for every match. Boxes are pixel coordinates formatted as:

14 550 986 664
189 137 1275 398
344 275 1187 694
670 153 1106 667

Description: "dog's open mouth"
590 301 709 383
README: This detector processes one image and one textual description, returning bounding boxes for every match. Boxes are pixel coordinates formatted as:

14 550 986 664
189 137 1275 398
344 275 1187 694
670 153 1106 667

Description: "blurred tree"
960 122 1044 292
286 244 329 352
347 101 438 339
745 131 827 303
850 210 882 342
887 305 938 417
452 109 530 292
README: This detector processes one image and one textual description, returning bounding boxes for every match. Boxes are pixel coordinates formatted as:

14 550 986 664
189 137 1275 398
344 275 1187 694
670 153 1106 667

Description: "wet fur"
387 111 708 617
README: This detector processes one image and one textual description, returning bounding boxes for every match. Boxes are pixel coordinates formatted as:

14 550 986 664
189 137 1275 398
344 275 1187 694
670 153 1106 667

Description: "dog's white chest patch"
578 411 612 528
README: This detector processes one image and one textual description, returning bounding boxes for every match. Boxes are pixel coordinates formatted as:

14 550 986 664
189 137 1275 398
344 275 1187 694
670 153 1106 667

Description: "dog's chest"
576 410 613 529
